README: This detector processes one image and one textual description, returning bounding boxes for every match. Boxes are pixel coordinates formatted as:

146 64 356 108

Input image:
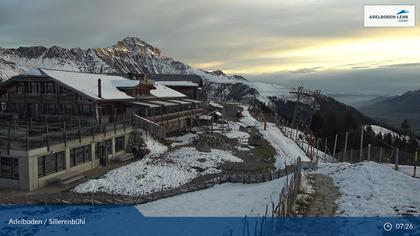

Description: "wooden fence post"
413 151 417 177
350 148 353 163
360 127 364 162
395 148 399 171
344 131 348 162
333 133 338 160
379 147 383 163
324 138 328 161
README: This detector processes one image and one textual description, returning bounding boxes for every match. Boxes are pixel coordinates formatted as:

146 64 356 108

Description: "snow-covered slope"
239 105 309 167
364 125 408 140
0 37 292 103
316 162 420 216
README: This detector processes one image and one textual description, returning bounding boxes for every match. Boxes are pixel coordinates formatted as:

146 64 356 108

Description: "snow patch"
316 162 420 216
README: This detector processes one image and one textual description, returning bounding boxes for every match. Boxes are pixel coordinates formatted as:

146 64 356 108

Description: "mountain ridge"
359 89 420 133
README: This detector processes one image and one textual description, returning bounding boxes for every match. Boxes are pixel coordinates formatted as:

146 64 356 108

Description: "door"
98 144 108 166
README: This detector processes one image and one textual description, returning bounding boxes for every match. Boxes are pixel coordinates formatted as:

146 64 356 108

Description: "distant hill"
352 95 396 108
359 90 420 133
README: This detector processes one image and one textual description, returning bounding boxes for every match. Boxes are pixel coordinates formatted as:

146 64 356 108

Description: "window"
16 85 24 95
46 83 56 94
64 104 73 114
0 157 19 179
95 140 112 159
38 152 65 177
70 145 91 167
45 103 57 114
115 136 125 152
30 83 39 94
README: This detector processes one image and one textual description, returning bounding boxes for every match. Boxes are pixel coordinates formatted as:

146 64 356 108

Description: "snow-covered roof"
111 79 139 88
156 81 199 87
199 115 213 121
151 83 186 98
168 99 192 105
182 99 202 104
40 69 186 100
42 69 134 100
209 111 223 117
209 102 224 109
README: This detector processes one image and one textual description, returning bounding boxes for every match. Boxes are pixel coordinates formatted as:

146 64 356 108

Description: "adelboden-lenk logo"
364 5 415 27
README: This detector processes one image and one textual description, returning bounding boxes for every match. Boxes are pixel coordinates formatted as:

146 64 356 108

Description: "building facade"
0 69 203 191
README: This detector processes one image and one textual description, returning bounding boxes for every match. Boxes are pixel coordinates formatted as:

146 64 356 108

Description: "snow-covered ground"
74 137 242 196
239 106 309 168
316 162 420 216
137 176 288 217
167 133 199 147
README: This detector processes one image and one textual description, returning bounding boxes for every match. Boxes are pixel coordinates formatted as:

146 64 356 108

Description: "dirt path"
305 173 340 216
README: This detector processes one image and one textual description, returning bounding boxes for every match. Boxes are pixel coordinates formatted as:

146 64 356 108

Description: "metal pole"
350 148 353 163
367 144 371 161
360 127 364 162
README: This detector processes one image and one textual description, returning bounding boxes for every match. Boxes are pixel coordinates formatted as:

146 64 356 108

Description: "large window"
115 136 125 152
70 145 91 167
95 140 112 159
0 157 19 179
30 82 39 94
38 152 65 177
46 83 56 94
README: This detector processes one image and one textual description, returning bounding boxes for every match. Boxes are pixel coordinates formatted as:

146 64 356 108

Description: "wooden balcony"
147 108 203 124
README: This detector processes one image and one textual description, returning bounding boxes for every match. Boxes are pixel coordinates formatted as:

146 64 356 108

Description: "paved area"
305 173 340 216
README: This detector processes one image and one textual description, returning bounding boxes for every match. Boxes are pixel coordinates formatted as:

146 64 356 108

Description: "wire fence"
277 119 419 177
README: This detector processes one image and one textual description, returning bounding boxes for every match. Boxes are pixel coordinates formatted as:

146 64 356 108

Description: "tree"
342 109 360 131
310 111 324 137
401 118 412 135
322 110 338 137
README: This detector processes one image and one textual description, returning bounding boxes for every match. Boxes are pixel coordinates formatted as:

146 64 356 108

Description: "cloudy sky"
1 0 419 95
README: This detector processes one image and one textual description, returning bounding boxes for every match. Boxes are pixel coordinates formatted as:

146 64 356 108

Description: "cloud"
288 67 322 74
250 63 420 95
1 0 420 90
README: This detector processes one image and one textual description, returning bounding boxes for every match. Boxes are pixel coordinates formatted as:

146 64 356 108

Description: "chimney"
127 72 134 80
98 78 102 98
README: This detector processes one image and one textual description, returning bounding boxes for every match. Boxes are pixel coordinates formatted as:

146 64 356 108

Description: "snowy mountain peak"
112 37 162 56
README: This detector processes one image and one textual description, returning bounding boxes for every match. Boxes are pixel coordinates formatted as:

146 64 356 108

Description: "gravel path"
305 173 340 216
